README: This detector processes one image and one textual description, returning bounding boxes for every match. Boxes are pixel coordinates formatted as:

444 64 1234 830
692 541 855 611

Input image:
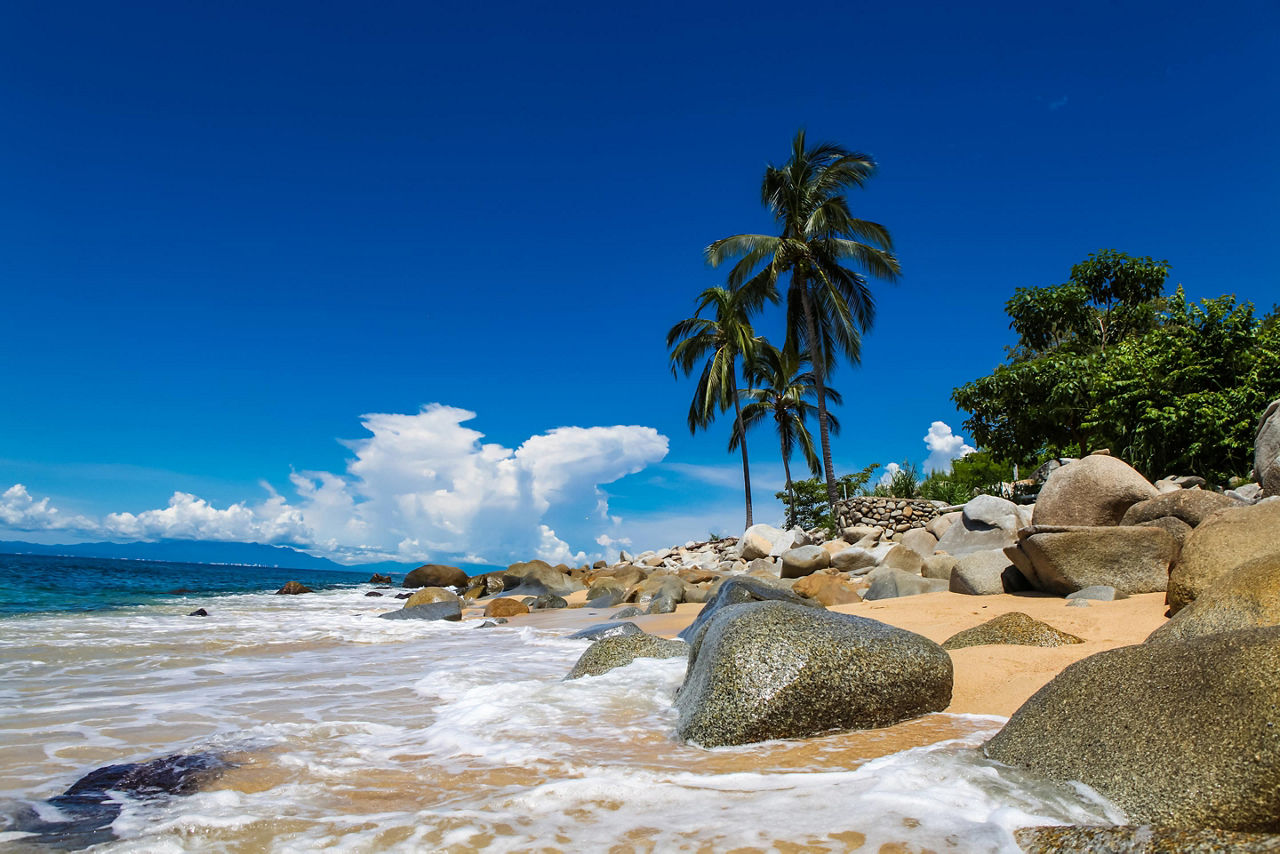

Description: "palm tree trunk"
781 446 794 528
729 367 753 528
799 276 839 510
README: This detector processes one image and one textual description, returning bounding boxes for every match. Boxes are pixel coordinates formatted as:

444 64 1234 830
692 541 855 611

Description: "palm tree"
667 285 769 528
706 129 901 510
731 342 841 528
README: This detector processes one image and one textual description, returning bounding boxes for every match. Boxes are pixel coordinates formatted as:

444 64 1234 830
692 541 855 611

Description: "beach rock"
792 573 863 606
364 591 383 597
646 594 678 614
1256 399 1280 496
368 573 392 584
841 524 880 542
567 633 687 679
465 571 507 598
612 605 644 619
483 597 529 618
986 626 1280 830
186 608 208 616
963 494 1023 530
738 524 785 560
941 612 1083 649
1150 553 1280 643
1014 825 1280 853
779 545 830 578
677 576 819 643
1032 455 1158 527
1167 501 1280 614
1121 489 1239 528
403 564 468 589
881 544 924 574
933 505 1019 558
948 549 1018 595
275 581 312 595
530 593 568 610
1066 585 1126 601
1017 526 1175 596
404 587 459 608
567 620 643 641
829 547 878 573
675 601 952 747
394 592 411 599
1134 515 1194 557
863 567 948 600
744 557 781 577
378 600 462 621
502 560 581 597
585 578 627 607
627 574 685 606
899 528 938 559
921 554 957 581
925 512 959 540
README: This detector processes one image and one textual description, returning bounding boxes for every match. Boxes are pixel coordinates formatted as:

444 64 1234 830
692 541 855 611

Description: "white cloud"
923 421 976 474
0 404 669 566
877 462 902 488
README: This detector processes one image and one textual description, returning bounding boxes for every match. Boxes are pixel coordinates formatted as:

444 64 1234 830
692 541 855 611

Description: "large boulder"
483 597 528 618
1032 455 1158 527
899 528 938 559
985 627 1280 831
1150 553 1280 643
677 576 819 643
1120 489 1239 528
942 612 1082 650
584 578 626 607
1256 399 1280 496
880 544 924 574
791 573 863 606
948 549 1021 595
737 524 804 561
674 601 952 747
933 497 1023 558
779 545 830 579
1167 501 1280 614
502 560 582 597
829 547 880 574
626 574 686 606
403 564 469 589
1015 526 1176 596
921 554 958 581
404 587 459 608
863 567 948 600
567 633 687 679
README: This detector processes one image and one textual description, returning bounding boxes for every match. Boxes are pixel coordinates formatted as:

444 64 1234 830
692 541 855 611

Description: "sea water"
0 554 1123 852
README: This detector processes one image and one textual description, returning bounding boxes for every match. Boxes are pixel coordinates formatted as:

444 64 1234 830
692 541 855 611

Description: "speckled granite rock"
863 566 949 600
1149 553 1280 643
675 600 952 747
1167 502 1280 614
949 549 1018 595
376 600 462 621
677 576 819 643
1032 455 1158 527
1014 825 1280 853
404 587 459 608
942 612 1083 649
1121 489 1239 528
985 627 1280 831
1017 526 1175 596
566 633 687 679
568 620 642 641
483 597 529 618
403 564 469 589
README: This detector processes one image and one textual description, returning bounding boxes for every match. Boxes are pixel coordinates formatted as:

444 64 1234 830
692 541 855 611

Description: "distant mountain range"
0 539 422 576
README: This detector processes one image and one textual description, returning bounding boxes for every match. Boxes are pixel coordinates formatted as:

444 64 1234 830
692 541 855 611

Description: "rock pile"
833 496 941 534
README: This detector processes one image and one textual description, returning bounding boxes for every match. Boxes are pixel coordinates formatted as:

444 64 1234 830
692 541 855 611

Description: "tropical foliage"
776 465 880 533
706 130 900 509
918 452 1017 504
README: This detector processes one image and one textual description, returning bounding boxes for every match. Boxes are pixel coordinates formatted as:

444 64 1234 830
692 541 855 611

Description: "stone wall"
834 497 942 534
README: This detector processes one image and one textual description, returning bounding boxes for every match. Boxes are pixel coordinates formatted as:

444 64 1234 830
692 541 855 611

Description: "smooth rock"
403 564 469 589
1121 489 1239 528
1134 515 1194 558
1256 399 1280 496
921 553 958 581
792 573 863 606
881 544 924 574
377 600 462 621
677 576 820 643
899 528 938 559
1018 526 1176 595
186 608 208 616
942 612 1083 649
745 557 781 576
1032 455 1158 527
963 494 1023 530
483 597 529 618
567 633 687 679
863 567 948 600
404 587 459 608
530 593 568 610
1167 501 1280 614
925 512 959 540
829 547 878 573
948 549 1018 595
502 560 581 597
1066 585 1127 601
1150 553 1280 643
737 524 784 561
985 627 1280 831
567 620 643 641
275 581 312 595
612 605 644 619
779 545 830 578
675 601 952 747
933 514 1018 558
646 594 678 614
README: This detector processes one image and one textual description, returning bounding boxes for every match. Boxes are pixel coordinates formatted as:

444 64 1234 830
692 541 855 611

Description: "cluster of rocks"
832 496 941 534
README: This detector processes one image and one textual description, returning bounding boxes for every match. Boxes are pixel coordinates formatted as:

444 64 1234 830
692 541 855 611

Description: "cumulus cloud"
0 404 669 565
877 462 902 488
923 421 976 474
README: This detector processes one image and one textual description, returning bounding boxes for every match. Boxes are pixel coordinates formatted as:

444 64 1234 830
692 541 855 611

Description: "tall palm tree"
667 285 768 528
731 342 841 528
706 129 901 510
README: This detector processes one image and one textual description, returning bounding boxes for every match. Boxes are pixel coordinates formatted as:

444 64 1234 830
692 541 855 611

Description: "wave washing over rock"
0 575 1125 851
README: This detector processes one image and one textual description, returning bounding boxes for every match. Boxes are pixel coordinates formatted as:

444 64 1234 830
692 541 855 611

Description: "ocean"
0 554 1122 852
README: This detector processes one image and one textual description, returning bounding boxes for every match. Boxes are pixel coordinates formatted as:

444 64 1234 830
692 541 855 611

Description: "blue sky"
2 0 1277 564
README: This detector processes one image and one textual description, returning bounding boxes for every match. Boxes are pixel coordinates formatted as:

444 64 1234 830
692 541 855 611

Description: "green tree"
731 342 840 527
667 285 769 528
707 130 901 511
919 451 1016 504
777 465 879 533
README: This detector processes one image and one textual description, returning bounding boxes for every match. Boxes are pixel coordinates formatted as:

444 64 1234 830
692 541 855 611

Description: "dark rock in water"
475 618 508 628
677 576 820 644
394 592 412 599
364 591 384 597
675 600 952 747
530 593 568 610
402 564 468 589
568 620 643 641
275 581 312 595
368 573 393 584
165 588 196 595
567 633 687 679
376 600 462 621
985 626 1280 831
186 608 208 617
11 753 228 848
612 605 644 619
941 612 1083 650
484 597 529 618
1014 825 1280 853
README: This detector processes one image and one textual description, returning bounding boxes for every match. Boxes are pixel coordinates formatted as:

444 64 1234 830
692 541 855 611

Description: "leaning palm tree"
667 285 769 528
731 342 841 527
706 129 901 510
